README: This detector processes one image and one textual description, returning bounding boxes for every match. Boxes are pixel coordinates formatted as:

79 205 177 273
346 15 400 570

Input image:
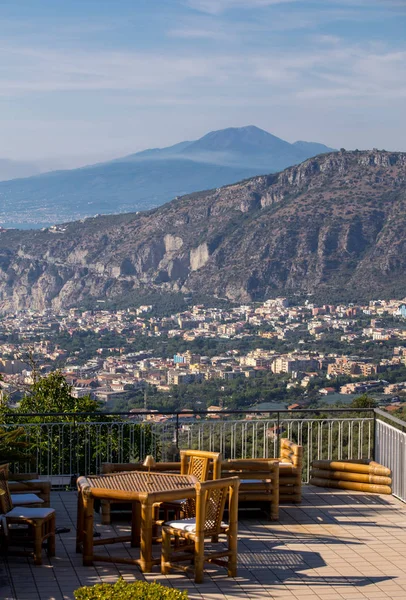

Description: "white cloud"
185 0 406 16
185 0 297 15
0 40 405 107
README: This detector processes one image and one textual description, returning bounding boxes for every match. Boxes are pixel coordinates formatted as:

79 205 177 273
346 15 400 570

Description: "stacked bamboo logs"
310 459 392 494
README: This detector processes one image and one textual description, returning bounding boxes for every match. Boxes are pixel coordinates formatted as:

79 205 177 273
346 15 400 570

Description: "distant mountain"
0 159 41 182
122 125 334 171
0 126 334 228
0 149 405 313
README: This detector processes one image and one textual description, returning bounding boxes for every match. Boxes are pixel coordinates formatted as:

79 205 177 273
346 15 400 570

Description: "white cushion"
6 507 55 519
164 517 227 532
165 517 197 532
11 493 44 506
279 462 293 466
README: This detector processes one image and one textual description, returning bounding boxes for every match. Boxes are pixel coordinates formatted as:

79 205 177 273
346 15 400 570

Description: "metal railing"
4 407 406 501
3 408 375 484
375 409 406 503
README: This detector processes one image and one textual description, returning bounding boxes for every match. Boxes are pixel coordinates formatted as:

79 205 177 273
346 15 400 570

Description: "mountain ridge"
0 125 334 228
0 149 405 313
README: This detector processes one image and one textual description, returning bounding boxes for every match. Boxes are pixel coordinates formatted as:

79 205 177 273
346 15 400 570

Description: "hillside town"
0 296 405 417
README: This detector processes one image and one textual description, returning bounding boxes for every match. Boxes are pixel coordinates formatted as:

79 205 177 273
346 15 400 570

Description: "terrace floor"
1 486 406 600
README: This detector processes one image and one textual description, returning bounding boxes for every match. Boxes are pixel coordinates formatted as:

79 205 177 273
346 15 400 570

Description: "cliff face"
0 149 405 312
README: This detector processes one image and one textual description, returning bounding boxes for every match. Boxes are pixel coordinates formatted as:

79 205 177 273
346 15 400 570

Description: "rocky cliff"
0 149 405 313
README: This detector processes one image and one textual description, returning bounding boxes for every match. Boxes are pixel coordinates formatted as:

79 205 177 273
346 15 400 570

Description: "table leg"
76 492 84 553
140 499 153 573
82 494 94 566
131 501 141 547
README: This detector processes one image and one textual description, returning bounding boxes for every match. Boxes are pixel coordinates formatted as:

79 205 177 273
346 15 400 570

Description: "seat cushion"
164 517 227 533
6 507 55 519
11 493 44 506
165 517 197 532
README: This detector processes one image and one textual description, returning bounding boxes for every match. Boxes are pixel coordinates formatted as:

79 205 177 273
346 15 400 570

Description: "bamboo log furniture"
278 438 303 502
0 470 55 565
100 461 181 524
160 450 222 521
310 459 392 494
76 471 197 573
219 438 303 516
161 476 240 583
220 459 279 520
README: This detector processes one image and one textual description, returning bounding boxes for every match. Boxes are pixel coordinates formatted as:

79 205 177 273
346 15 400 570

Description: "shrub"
74 578 188 600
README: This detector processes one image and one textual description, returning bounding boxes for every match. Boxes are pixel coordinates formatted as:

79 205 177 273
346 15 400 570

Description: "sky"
0 0 405 167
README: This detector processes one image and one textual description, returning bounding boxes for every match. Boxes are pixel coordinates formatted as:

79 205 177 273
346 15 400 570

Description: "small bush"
74 578 188 600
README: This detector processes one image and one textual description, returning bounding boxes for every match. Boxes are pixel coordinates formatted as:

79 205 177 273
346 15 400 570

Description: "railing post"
276 411 280 458
372 408 377 461
175 413 180 450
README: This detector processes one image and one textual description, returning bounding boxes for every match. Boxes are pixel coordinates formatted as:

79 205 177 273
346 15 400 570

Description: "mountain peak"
186 125 291 155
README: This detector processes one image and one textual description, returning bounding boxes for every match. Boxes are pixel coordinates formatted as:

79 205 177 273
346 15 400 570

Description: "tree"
350 393 377 409
18 371 99 415
0 426 32 464
8 371 156 476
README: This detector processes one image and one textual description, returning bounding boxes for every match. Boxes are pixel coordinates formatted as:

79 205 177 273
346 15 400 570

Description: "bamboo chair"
0 470 55 565
161 476 240 583
0 464 44 507
160 450 222 522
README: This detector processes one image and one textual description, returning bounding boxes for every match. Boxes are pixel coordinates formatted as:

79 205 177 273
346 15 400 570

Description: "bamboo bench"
220 459 279 520
220 438 303 505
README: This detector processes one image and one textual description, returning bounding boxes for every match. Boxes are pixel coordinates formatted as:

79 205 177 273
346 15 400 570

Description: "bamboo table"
76 471 197 572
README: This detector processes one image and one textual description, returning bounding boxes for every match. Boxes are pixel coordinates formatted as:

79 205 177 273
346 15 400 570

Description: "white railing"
375 417 406 503
4 410 375 484
5 409 406 501
181 417 374 483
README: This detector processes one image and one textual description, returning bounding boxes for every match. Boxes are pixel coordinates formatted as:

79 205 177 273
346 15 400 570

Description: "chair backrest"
180 450 221 481
195 476 240 536
280 438 303 468
0 467 13 514
220 458 279 481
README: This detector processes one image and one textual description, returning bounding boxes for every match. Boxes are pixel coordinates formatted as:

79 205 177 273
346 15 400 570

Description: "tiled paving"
1 486 406 600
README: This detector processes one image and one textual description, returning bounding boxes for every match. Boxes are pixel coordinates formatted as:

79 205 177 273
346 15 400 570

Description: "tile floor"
1 486 406 600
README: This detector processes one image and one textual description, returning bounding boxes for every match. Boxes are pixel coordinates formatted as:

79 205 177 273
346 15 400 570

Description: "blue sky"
0 0 405 166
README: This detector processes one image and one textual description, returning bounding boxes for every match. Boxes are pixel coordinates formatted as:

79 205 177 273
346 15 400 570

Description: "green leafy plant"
0 426 32 464
74 578 188 600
